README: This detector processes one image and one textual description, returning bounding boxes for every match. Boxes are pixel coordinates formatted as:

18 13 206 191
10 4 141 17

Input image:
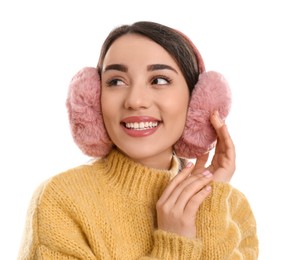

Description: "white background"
1 0 281 259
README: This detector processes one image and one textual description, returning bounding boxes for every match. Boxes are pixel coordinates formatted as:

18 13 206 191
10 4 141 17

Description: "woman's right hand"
192 111 236 183
156 163 213 239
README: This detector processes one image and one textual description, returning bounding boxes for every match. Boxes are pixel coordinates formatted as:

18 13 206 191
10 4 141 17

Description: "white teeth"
125 122 158 130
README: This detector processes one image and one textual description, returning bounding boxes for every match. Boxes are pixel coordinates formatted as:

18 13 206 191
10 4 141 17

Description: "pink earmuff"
66 67 113 157
174 71 231 158
66 32 232 159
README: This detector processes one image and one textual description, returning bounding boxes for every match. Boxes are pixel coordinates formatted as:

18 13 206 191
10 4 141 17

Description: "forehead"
102 33 177 67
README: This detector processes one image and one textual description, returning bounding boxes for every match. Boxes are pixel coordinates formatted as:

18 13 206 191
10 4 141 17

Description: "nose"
124 84 151 110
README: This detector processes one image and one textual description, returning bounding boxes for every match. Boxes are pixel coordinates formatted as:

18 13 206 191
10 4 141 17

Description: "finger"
174 171 213 210
158 162 194 204
210 110 225 130
209 124 236 177
158 168 212 211
216 124 235 161
166 171 212 209
184 185 212 216
222 125 235 152
194 152 209 173
211 111 234 153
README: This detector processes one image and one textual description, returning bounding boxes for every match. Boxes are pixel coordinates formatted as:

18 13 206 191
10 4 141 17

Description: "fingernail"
202 170 213 178
186 162 193 168
205 185 212 191
213 110 224 126
214 110 219 116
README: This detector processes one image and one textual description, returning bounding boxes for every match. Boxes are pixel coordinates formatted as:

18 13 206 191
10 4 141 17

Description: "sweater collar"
97 148 182 204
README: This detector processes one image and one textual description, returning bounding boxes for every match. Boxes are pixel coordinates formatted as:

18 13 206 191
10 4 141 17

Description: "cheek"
166 89 189 137
100 95 107 119
176 97 189 130
100 95 116 143
101 90 114 117
166 89 189 120
101 91 114 130
101 90 123 139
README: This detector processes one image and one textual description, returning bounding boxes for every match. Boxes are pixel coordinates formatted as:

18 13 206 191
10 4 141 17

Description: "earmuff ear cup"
174 71 232 158
66 67 112 157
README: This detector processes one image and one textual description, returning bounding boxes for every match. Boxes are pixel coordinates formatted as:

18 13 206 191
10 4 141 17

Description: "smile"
125 122 159 130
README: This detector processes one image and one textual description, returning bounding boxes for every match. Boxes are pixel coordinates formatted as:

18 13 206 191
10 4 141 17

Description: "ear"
66 67 112 157
174 71 232 158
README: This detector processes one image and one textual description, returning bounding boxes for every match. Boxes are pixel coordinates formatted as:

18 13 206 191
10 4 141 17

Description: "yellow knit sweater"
18 148 258 259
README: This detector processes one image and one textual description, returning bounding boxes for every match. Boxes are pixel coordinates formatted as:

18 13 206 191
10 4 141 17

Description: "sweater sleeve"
17 180 97 260
139 230 203 260
140 182 258 260
196 182 259 259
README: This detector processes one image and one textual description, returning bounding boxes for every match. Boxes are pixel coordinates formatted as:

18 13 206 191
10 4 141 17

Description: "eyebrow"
103 63 178 74
147 64 178 74
103 64 127 72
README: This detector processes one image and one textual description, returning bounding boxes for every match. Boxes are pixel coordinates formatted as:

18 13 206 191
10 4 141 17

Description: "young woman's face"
101 34 189 169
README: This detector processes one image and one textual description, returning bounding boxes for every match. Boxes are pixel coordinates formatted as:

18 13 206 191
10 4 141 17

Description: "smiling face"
101 34 189 169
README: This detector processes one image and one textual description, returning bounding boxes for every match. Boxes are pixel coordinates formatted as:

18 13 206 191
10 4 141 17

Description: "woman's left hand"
193 111 236 182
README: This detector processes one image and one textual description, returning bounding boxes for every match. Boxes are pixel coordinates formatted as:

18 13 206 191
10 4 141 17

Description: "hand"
156 163 213 238
193 111 236 182
156 111 235 238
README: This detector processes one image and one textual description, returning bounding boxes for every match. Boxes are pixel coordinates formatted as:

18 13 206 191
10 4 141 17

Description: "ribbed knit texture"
18 148 258 259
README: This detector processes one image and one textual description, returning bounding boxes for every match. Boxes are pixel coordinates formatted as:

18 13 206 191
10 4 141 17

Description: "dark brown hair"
97 21 202 94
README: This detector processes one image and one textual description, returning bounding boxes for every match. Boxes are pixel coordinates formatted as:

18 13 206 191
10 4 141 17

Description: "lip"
122 116 160 123
121 116 161 137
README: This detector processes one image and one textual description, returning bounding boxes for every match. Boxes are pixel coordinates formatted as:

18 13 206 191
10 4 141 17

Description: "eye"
151 76 171 86
106 78 125 87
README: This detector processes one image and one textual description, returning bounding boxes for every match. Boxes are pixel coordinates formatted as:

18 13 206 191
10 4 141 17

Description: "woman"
18 21 258 259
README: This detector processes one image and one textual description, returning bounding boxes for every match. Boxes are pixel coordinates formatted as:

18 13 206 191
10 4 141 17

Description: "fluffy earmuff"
66 67 113 157
174 71 231 158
